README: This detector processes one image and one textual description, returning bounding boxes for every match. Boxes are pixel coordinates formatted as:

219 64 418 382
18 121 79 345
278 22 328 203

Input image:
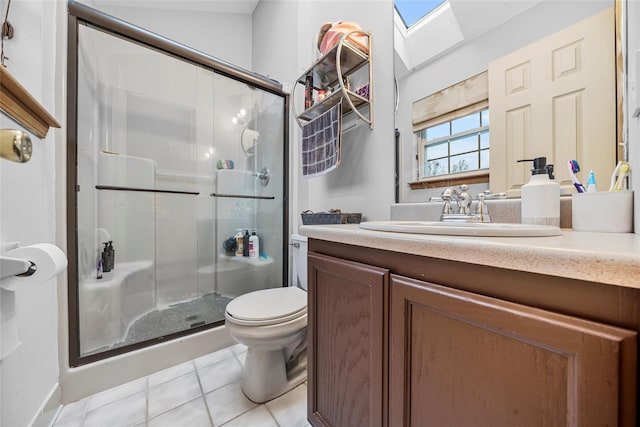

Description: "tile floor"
52 344 310 427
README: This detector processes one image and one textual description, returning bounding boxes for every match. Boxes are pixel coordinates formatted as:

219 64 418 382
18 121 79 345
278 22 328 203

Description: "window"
418 109 490 179
409 71 488 189
394 0 447 28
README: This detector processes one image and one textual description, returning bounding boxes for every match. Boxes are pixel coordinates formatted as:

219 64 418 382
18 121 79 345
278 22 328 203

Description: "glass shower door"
208 74 285 300
72 22 286 362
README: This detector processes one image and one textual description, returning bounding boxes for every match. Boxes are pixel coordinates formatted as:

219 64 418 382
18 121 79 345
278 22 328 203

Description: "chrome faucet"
434 185 506 223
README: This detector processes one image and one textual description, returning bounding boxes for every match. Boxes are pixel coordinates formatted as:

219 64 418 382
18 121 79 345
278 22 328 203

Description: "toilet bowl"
224 234 308 403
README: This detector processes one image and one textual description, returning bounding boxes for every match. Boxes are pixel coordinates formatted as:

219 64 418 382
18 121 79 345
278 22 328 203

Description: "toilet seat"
225 287 307 327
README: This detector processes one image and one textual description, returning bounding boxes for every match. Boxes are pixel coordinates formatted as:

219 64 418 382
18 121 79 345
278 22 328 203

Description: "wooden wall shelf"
0 66 61 138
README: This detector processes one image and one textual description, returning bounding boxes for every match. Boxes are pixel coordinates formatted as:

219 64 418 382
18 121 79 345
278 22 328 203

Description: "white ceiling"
92 0 260 14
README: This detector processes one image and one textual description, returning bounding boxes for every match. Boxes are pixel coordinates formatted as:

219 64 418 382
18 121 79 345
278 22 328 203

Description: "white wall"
253 1 397 224
397 0 613 203
293 1 396 222
0 0 63 425
88 3 253 70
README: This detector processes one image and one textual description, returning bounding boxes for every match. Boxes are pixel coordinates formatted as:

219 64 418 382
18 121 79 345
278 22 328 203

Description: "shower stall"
67 3 289 366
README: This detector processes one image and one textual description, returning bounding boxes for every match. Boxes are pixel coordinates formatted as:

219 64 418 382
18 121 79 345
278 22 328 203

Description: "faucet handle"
475 193 491 222
482 190 507 200
476 193 489 213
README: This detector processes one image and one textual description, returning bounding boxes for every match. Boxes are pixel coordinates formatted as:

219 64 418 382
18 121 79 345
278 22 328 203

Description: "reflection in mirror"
394 0 619 203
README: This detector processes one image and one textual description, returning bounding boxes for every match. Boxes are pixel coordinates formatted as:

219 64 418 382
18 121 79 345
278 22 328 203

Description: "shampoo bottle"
304 75 313 109
107 241 115 271
101 242 111 272
249 230 260 259
234 229 244 257
517 157 560 227
243 230 250 257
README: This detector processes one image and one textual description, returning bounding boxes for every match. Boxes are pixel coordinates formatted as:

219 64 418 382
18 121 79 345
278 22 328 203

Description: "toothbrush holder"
571 190 634 233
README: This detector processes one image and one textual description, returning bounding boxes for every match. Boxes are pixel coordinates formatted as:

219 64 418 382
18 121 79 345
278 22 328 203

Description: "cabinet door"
389 274 637 427
308 252 388 427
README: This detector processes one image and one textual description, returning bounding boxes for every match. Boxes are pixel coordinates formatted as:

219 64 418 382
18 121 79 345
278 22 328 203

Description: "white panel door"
489 8 615 197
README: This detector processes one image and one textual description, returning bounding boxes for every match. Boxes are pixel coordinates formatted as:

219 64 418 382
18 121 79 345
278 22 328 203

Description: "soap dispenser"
101 242 111 272
517 157 560 227
107 241 115 271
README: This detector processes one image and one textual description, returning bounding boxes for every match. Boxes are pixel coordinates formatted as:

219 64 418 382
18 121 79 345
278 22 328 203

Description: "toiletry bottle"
586 170 597 193
304 75 313 109
107 241 115 271
517 157 560 227
234 229 244 257
97 259 103 279
249 230 260 259
102 242 111 272
243 230 250 257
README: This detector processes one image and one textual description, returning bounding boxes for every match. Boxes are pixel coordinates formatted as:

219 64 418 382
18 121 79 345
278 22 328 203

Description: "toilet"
224 234 308 403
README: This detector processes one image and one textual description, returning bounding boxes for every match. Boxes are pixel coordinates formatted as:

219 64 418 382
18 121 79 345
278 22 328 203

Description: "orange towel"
317 21 368 55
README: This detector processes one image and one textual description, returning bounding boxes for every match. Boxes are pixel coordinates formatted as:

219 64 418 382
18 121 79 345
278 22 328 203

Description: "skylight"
394 0 447 28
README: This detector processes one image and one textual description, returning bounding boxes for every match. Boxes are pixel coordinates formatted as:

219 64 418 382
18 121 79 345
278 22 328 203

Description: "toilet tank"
290 234 308 290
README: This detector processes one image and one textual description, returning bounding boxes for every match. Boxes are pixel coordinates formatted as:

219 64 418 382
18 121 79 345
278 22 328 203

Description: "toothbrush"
567 160 585 193
613 163 631 191
609 161 623 191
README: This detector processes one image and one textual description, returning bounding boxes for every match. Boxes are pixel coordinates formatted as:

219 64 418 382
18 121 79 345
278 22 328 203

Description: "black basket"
301 211 362 225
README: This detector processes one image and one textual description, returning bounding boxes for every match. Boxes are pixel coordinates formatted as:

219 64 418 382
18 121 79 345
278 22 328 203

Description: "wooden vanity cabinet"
307 240 638 427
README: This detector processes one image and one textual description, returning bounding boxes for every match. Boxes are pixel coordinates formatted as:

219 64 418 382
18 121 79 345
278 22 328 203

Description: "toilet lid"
225 287 307 325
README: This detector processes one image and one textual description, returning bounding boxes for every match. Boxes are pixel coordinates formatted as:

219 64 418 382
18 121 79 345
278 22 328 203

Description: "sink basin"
358 221 562 237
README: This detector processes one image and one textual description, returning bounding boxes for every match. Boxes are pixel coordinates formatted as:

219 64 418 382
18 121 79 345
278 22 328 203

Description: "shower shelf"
156 169 215 181
210 193 275 200
95 185 199 195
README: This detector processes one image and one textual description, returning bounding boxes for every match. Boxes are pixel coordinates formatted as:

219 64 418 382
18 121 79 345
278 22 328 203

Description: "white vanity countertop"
299 224 640 289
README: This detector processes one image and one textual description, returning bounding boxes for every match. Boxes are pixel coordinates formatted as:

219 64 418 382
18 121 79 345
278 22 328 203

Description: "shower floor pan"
85 293 232 356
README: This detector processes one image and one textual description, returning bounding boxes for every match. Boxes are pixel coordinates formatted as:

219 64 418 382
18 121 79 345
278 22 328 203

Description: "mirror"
393 0 621 202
